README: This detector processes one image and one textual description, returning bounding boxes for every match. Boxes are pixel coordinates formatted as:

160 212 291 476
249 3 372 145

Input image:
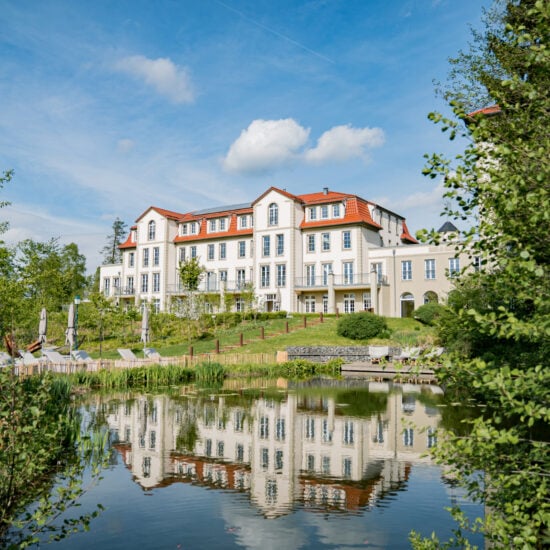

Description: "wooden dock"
341 361 436 382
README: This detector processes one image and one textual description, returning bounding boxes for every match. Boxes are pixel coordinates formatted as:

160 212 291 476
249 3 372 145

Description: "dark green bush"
336 312 388 340
412 302 448 326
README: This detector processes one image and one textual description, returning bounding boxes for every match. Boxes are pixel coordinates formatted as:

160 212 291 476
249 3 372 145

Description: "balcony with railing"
294 272 388 290
166 279 251 295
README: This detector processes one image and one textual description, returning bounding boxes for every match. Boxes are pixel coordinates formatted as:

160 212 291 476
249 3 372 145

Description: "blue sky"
0 0 490 271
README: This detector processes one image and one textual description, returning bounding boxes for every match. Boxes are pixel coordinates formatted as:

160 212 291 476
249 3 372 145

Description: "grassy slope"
95 315 435 360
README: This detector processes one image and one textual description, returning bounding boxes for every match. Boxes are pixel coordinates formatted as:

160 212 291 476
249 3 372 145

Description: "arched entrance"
423 291 438 304
400 293 415 317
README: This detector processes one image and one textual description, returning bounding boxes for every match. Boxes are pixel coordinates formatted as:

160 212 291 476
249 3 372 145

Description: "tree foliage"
178 256 205 291
101 217 127 265
415 1 550 548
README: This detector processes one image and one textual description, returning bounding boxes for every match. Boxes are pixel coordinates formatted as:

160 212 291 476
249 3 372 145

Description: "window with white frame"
219 270 227 283
343 261 354 284
180 223 187 235
153 247 160 266
449 257 460 277
268 203 278 226
276 418 285 441
321 205 328 219
152 272 160 293
342 457 352 478
342 230 351 249
276 234 284 255
322 263 332 285
372 262 383 283
142 248 149 267
332 203 340 217
242 215 249 228
128 252 135 267
305 417 315 440
190 222 197 235
306 454 315 471
309 207 317 220
305 295 316 313
236 269 246 288
262 235 270 256
152 298 160 313
261 448 269 470
427 427 437 448
207 244 215 260
219 218 226 231
235 297 244 312
363 291 372 310
126 276 134 293
343 421 354 445
103 278 110 296
179 247 186 263
306 264 316 286
275 450 284 471
403 428 414 447
190 246 197 259
322 419 333 443
276 264 286 287
402 260 412 280
322 456 330 475
307 234 315 252
236 240 245 258
209 219 216 232
259 416 269 438
260 265 270 288
425 259 436 280
141 274 148 293
323 295 328 313
322 232 330 251
344 293 355 313
148 220 155 240
219 242 226 260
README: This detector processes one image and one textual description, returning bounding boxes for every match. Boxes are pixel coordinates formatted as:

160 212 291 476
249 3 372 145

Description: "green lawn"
93 314 436 360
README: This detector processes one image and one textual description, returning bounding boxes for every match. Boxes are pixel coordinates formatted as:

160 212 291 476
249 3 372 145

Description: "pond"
50 378 483 549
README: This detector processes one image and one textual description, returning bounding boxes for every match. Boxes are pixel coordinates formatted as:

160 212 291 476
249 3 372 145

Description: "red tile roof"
400 220 418 243
135 206 185 223
119 231 136 249
297 190 355 205
174 210 254 243
251 186 301 205
466 105 501 117
300 195 382 230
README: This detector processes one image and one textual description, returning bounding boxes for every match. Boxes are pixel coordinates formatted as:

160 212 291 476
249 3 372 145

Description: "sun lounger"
117 348 139 361
41 349 72 373
368 346 390 363
143 347 162 361
71 350 100 371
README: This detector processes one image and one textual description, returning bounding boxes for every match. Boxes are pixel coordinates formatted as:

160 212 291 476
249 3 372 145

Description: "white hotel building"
100 186 465 317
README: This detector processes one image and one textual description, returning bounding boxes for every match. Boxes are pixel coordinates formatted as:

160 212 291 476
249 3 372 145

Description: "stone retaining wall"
286 346 400 363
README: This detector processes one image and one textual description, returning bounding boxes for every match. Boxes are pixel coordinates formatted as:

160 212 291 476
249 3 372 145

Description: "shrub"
412 302 448 326
337 312 388 340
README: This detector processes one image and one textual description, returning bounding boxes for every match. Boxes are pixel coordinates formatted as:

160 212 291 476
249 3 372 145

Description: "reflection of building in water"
105 384 441 516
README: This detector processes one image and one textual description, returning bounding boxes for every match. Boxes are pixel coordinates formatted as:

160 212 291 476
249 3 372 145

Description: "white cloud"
305 124 385 163
223 118 310 173
114 55 194 104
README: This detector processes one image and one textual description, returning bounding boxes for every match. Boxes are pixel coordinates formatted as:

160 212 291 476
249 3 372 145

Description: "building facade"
99 186 467 317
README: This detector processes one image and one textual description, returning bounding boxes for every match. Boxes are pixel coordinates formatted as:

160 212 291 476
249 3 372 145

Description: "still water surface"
53 378 483 549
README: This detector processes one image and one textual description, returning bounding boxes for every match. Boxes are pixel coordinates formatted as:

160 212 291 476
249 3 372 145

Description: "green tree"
178 256 205 291
414 1 550 548
101 217 127 265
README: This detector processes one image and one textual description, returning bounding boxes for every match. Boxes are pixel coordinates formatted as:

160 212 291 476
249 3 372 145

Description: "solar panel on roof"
191 202 251 215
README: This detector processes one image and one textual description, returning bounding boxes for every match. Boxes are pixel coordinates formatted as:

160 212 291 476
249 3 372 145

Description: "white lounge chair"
42 349 72 373
117 348 139 361
368 346 390 363
71 350 100 371
143 348 162 361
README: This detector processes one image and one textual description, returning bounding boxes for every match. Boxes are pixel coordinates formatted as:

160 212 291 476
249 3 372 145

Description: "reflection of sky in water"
46 385 484 549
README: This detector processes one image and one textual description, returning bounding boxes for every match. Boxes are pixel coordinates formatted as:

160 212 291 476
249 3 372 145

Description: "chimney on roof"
323 187 329 195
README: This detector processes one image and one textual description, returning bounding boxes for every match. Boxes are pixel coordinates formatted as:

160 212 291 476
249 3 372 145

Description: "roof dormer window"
332 204 340 217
